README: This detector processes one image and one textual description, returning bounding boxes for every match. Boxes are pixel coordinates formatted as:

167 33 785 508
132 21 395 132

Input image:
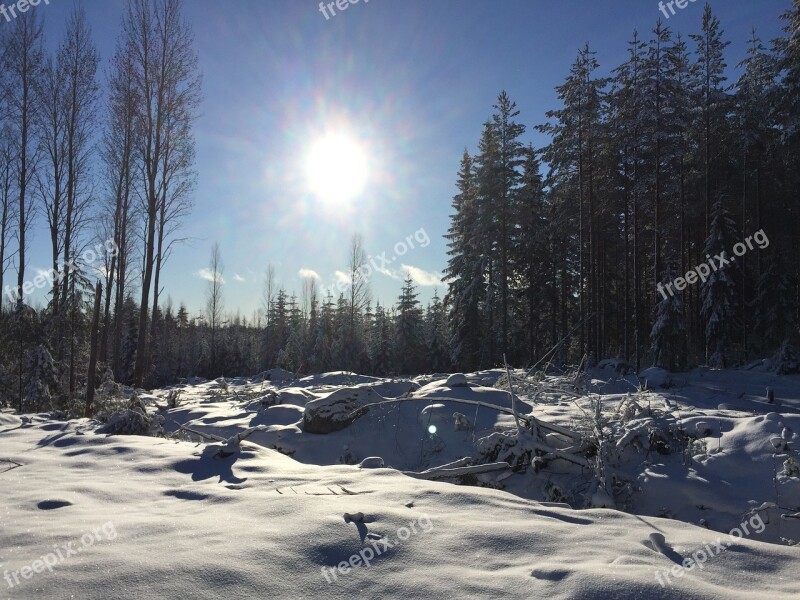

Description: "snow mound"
415 379 533 413
294 372 384 388
275 388 317 406
303 387 384 434
445 373 469 387
255 368 295 382
0 412 22 429
639 367 673 389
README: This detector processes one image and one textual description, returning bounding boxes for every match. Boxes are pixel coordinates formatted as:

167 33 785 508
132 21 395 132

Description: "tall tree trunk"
99 253 116 363
134 199 157 387
85 281 102 417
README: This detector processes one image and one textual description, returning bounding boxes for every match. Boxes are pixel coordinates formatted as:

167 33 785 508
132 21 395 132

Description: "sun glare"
306 133 368 204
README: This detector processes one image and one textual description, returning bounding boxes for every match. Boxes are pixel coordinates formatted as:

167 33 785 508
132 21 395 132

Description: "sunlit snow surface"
2 366 800 599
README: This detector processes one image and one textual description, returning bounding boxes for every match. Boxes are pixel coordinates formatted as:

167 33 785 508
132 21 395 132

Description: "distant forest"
1 1 799 414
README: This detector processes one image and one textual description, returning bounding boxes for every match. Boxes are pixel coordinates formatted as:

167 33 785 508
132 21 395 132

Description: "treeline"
139 243 451 385
445 2 800 372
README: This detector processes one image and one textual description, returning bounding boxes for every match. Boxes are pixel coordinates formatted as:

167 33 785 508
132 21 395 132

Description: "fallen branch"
172 421 225 442
413 457 472 473
525 438 591 468
403 461 511 480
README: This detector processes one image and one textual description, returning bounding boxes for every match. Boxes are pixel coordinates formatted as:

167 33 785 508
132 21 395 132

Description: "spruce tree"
701 200 739 367
424 291 450 372
690 4 731 238
490 91 527 358
515 146 548 364
367 303 391 375
651 268 687 371
394 275 424 374
444 150 484 371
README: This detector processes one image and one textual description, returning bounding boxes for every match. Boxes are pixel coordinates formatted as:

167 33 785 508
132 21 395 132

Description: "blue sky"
24 0 789 317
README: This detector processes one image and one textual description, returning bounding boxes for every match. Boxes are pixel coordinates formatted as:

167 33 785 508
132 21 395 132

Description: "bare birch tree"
101 42 141 378
56 5 99 317
2 11 44 309
261 263 276 327
123 0 201 386
0 127 18 313
206 243 224 375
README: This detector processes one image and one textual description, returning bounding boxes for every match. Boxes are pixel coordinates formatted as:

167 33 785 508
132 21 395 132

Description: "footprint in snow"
37 499 73 510
530 567 569 581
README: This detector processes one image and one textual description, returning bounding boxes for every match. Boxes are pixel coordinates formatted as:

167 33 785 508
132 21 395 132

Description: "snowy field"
2 366 800 599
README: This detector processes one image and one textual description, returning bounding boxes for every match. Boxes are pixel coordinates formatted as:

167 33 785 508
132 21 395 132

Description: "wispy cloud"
197 268 224 284
334 270 350 285
233 273 246 283
299 268 320 280
376 266 402 280
401 264 441 286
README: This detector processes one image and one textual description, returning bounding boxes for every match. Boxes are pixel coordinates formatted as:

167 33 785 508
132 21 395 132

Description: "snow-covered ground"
2 366 800 598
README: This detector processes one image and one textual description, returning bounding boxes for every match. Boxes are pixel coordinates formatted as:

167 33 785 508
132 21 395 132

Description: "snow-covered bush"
475 431 531 470
772 340 800 375
453 412 472 431
23 345 60 412
258 390 280 407
91 371 129 418
781 457 800 479
638 367 673 390
97 394 164 436
544 481 569 504
98 369 121 398
166 389 182 409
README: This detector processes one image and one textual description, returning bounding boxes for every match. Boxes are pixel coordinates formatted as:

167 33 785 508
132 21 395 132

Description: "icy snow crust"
1 367 800 599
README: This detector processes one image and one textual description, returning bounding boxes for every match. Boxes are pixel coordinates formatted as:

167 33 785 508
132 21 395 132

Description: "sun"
306 133 368 204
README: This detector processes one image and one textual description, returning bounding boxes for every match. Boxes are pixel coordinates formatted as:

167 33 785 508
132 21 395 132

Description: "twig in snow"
504 355 524 437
